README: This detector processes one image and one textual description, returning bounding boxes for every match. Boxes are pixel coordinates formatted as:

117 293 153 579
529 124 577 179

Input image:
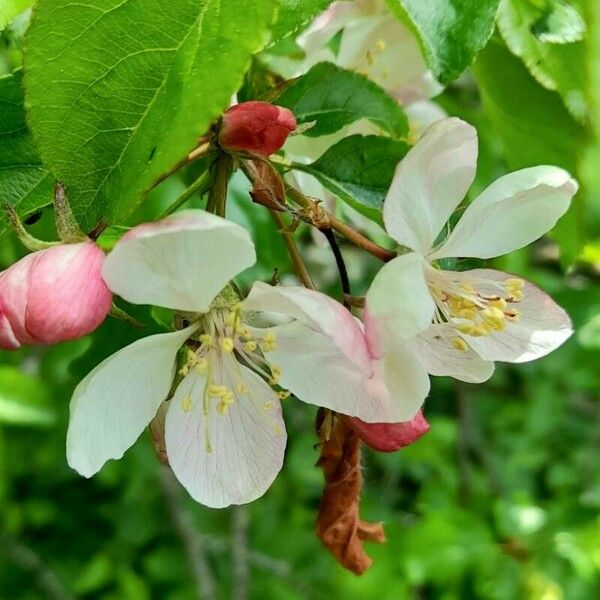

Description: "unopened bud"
345 410 430 452
0 242 113 350
219 101 297 155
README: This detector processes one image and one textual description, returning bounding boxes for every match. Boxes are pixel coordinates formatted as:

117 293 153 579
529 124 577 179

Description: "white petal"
259 320 408 423
432 167 578 260
368 341 431 421
67 326 197 477
244 282 372 370
410 325 494 383
102 210 256 312
365 253 435 345
383 118 477 253
459 269 572 363
165 365 286 508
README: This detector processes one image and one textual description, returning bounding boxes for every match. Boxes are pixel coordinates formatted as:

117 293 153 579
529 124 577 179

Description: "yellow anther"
181 395 193 412
277 390 291 400
509 289 524 301
244 340 257 352
431 286 444 301
222 391 234 405
219 337 234 353
261 331 278 352
505 278 525 290
225 311 238 327
490 298 507 311
460 283 476 294
268 365 282 386
207 384 228 397
216 401 230 416
473 324 491 337
200 333 213 346
195 358 208 374
459 307 478 320
375 39 386 52
179 364 190 376
482 306 506 329
263 402 274 410
238 326 252 339
452 337 469 352
456 323 476 335
236 382 249 394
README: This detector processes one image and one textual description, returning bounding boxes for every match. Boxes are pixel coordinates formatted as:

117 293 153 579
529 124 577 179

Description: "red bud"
219 101 297 155
345 410 430 452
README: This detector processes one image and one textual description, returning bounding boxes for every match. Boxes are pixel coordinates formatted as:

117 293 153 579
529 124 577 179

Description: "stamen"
181 395 193 412
452 337 469 352
219 337 234 353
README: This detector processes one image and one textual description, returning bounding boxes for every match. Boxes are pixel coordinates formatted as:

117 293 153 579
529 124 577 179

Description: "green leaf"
385 0 500 85
272 62 408 138
270 0 334 44
295 134 409 222
532 0 586 44
498 0 587 120
0 366 54 427
0 70 54 237
0 0 33 31
24 0 277 231
473 39 586 266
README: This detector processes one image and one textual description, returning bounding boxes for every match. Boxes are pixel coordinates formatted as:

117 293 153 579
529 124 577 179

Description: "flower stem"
159 170 212 219
207 154 232 217
284 185 397 263
270 210 315 290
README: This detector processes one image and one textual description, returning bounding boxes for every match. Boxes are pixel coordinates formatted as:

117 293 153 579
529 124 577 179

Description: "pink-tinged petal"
432 166 578 260
67 325 197 477
244 282 371 370
458 269 572 363
26 243 112 344
103 210 255 312
219 102 297 156
365 253 434 351
165 365 286 508
410 325 495 383
0 308 20 349
383 118 477 253
0 243 112 348
345 410 430 452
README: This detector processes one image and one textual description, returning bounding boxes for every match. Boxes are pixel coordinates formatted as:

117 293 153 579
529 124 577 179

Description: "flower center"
178 305 288 416
425 267 525 351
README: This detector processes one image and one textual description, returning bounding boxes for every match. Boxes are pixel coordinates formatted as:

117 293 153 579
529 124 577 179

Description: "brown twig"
270 210 316 289
285 185 397 263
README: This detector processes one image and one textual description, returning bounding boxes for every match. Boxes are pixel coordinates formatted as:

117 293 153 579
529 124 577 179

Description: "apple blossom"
0 242 112 350
219 101 297 156
366 117 578 384
67 210 429 508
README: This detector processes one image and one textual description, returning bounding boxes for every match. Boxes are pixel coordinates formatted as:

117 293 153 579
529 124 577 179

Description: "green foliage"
385 0 501 84
473 38 586 265
0 0 32 31
270 0 335 43
24 0 277 231
0 70 54 236
272 62 409 138
497 0 587 121
294 134 408 222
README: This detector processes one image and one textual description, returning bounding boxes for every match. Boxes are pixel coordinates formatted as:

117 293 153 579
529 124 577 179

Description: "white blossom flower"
67 210 428 507
365 118 578 383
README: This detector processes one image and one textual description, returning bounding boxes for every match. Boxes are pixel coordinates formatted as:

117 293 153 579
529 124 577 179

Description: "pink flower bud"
219 101 297 155
0 242 113 350
345 410 430 452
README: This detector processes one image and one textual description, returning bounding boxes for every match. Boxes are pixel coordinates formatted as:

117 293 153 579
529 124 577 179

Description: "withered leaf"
315 411 385 575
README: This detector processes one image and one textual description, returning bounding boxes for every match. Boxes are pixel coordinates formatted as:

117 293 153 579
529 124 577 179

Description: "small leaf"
295 134 409 223
0 71 54 238
269 0 334 44
273 62 408 138
497 0 587 120
0 366 54 427
24 0 277 231
0 0 32 31
385 0 501 85
532 1 586 44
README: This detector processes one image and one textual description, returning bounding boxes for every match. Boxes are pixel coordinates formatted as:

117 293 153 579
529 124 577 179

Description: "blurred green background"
2 3 600 600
